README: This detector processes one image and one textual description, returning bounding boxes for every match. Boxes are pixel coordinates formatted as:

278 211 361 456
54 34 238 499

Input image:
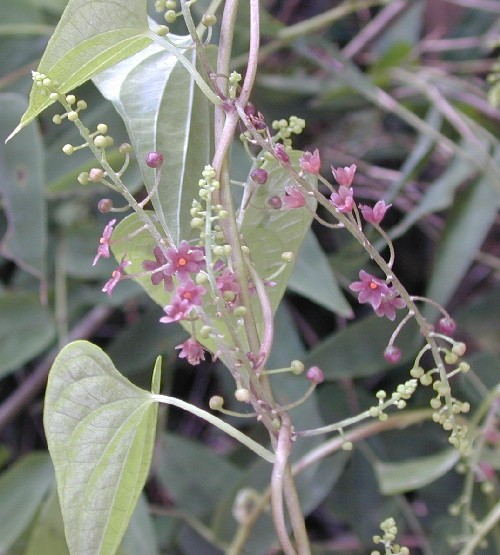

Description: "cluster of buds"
371 518 409 555
369 379 418 421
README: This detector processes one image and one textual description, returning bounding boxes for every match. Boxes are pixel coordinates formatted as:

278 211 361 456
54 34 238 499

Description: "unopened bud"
89 168 105 182
235 388 250 402
146 151 164 168
98 199 113 213
209 396 224 410
250 168 268 184
306 366 324 384
202 13 217 26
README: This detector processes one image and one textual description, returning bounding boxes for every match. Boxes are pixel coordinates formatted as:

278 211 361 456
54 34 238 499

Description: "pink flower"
142 246 174 291
299 149 321 174
160 297 193 324
216 268 240 301
93 219 116 266
165 240 205 280
282 186 306 208
274 143 290 166
349 270 405 320
359 200 391 225
176 337 206 365
306 366 324 384
375 293 406 321
176 278 206 306
331 164 356 186
329 185 354 213
102 257 131 296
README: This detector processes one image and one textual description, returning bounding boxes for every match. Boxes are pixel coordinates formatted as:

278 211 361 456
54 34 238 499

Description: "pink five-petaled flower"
142 246 174 291
282 185 306 208
176 278 207 306
331 164 356 187
102 257 131 296
175 337 206 366
349 270 405 321
359 200 392 225
92 219 116 266
299 149 321 174
329 185 354 213
165 240 205 280
159 297 193 324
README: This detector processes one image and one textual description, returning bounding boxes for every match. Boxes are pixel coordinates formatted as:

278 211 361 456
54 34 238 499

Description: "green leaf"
288 229 352 316
9 0 151 138
0 452 54 553
44 340 159 555
374 449 460 495
240 151 317 315
303 314 420 379
425 150 500 308
0 291 56 379
0 93 47 281
158 433 243 518
93 40 213 244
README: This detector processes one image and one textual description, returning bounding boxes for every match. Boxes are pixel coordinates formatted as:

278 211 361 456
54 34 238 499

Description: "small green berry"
77 172 89 185
290 360 304 374
164 9 177 23
202 13 217 27
156 25 169 35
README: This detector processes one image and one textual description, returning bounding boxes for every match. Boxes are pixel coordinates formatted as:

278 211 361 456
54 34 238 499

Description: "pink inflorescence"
349 270 406 321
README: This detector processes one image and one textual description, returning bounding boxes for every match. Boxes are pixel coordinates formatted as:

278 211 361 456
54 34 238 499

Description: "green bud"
77 172 89 185
67 111 79 122
156 25 169 35
65 94 76 105
62 144 74 155
119 143 132 154
209 396 224 410
76 100 87 110
52 114 62 125
202 13 217 27
93 135 107 148
290 360 304 374
97 123 108 134
235 388 250 402
233 306 247 317
164 9 177 23
190 217 204 228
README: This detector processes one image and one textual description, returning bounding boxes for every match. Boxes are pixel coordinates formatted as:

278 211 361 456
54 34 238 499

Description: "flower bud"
306 366 324 384
209 396 224 410
202 13 217 26
89 168 105 182
250 168 268 184
235 388 250 402
98 199 113 213
383 345 402 364
119 143 132 154
438 317 456 335
146 151 164 168
268 195 282 209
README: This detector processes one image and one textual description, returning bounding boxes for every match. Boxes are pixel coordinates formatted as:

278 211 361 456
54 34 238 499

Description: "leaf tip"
5 123 23 143
151 356 162 394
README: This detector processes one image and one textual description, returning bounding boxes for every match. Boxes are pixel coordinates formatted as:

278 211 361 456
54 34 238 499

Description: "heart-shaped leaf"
93 40 213 244
109 153 316 356
9 0 151 139
44 340 160 555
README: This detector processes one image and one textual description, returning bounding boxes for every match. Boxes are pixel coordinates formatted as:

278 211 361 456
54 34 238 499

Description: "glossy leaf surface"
94 40 213 244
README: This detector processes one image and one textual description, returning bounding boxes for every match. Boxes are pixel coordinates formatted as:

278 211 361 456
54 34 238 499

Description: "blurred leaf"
426 149 500 308
9 0 151 138
0 93 47 281
158 433 243 518
455 285 500 355
0 291 56 378
303 314 420 379
44 340 159 555
289 229 352 316
25 488 159 555
94 40 213 244
0 452 54 553
374 449 460 495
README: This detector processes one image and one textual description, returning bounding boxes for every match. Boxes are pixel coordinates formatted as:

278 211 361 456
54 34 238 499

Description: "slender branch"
271 415 297 555
151 394 275 463
457 500 500 555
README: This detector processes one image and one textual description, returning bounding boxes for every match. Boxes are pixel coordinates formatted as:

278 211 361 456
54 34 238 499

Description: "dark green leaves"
44 340 160 555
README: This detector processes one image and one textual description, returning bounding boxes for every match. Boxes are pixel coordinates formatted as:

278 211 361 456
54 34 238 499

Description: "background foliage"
0 0 499 553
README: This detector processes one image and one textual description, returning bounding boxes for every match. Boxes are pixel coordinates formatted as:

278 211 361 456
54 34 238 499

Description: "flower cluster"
349 270 406 320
